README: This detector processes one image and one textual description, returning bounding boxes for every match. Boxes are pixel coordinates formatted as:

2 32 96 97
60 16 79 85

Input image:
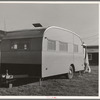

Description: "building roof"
3 28 46 39
87 45 99 49
86 45 99 53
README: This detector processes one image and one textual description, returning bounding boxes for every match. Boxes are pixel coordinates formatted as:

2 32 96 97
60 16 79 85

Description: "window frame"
10 39 30 51
59 41 68 52
47 39 56 51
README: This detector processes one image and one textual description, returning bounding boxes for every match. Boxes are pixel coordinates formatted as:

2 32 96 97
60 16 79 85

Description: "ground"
0 66 98 96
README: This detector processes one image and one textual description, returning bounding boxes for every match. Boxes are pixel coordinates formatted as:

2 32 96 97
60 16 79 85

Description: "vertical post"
9 83 13 88
79 71 82 76
39 78 42 86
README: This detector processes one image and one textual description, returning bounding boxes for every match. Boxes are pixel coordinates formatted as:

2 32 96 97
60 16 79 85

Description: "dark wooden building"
0 30 6 40
86 45 99 66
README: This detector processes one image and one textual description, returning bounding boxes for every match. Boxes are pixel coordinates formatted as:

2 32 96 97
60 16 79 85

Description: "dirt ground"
0 65 98 96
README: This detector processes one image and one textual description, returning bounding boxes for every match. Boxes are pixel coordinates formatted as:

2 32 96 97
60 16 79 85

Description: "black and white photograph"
0 2 99 97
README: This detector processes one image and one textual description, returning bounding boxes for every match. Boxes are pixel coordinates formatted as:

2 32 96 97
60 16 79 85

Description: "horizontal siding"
1 51 42 64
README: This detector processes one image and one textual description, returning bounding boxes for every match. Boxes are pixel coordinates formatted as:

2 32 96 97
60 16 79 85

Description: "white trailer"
42 26 84 78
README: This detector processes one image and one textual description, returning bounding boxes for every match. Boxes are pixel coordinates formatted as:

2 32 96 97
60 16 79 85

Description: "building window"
88 53 92 60
11 43 18 49
11 39 30 50
59 42 68 52
74 44 78 53
24 44 27 50
47 39 56 51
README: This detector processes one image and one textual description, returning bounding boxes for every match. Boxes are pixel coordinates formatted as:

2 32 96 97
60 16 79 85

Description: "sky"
0 3 99 45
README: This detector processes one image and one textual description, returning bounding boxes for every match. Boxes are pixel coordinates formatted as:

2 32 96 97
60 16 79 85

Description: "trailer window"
11 39 30 50
47 39 56 51
74 44 78 52
59 42 68 52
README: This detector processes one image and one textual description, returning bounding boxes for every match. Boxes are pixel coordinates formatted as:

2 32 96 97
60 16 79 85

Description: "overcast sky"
0 3 99 45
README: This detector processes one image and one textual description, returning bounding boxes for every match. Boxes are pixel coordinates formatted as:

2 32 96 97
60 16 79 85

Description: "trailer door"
73 35 84 71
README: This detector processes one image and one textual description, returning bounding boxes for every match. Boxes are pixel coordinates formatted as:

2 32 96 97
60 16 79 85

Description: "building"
0 30 5 40
86 45 99 66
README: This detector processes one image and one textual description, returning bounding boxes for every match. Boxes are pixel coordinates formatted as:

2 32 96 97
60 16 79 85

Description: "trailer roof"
3 28 46 39
45 26 83 43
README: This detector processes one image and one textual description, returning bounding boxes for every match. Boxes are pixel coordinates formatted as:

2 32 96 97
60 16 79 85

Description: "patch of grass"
0 66 98 96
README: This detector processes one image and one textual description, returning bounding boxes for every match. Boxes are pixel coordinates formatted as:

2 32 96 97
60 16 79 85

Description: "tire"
67 65 74 79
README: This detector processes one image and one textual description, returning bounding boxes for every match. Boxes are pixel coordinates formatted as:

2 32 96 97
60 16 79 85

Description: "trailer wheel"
67 65 74 79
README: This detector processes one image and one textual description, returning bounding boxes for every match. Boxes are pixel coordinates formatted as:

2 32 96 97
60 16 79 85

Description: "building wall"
87 45 99 66
88 53 98 65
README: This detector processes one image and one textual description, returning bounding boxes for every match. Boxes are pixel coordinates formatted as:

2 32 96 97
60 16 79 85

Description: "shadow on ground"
0 72 81 88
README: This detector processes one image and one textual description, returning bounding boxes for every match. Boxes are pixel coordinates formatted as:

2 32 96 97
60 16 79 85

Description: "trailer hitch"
2 70 13 79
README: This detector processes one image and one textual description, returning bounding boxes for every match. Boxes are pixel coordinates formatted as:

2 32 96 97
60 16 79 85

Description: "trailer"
0 26 84 85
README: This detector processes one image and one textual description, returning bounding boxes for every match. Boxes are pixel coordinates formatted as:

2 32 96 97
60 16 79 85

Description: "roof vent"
32 23 42 27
